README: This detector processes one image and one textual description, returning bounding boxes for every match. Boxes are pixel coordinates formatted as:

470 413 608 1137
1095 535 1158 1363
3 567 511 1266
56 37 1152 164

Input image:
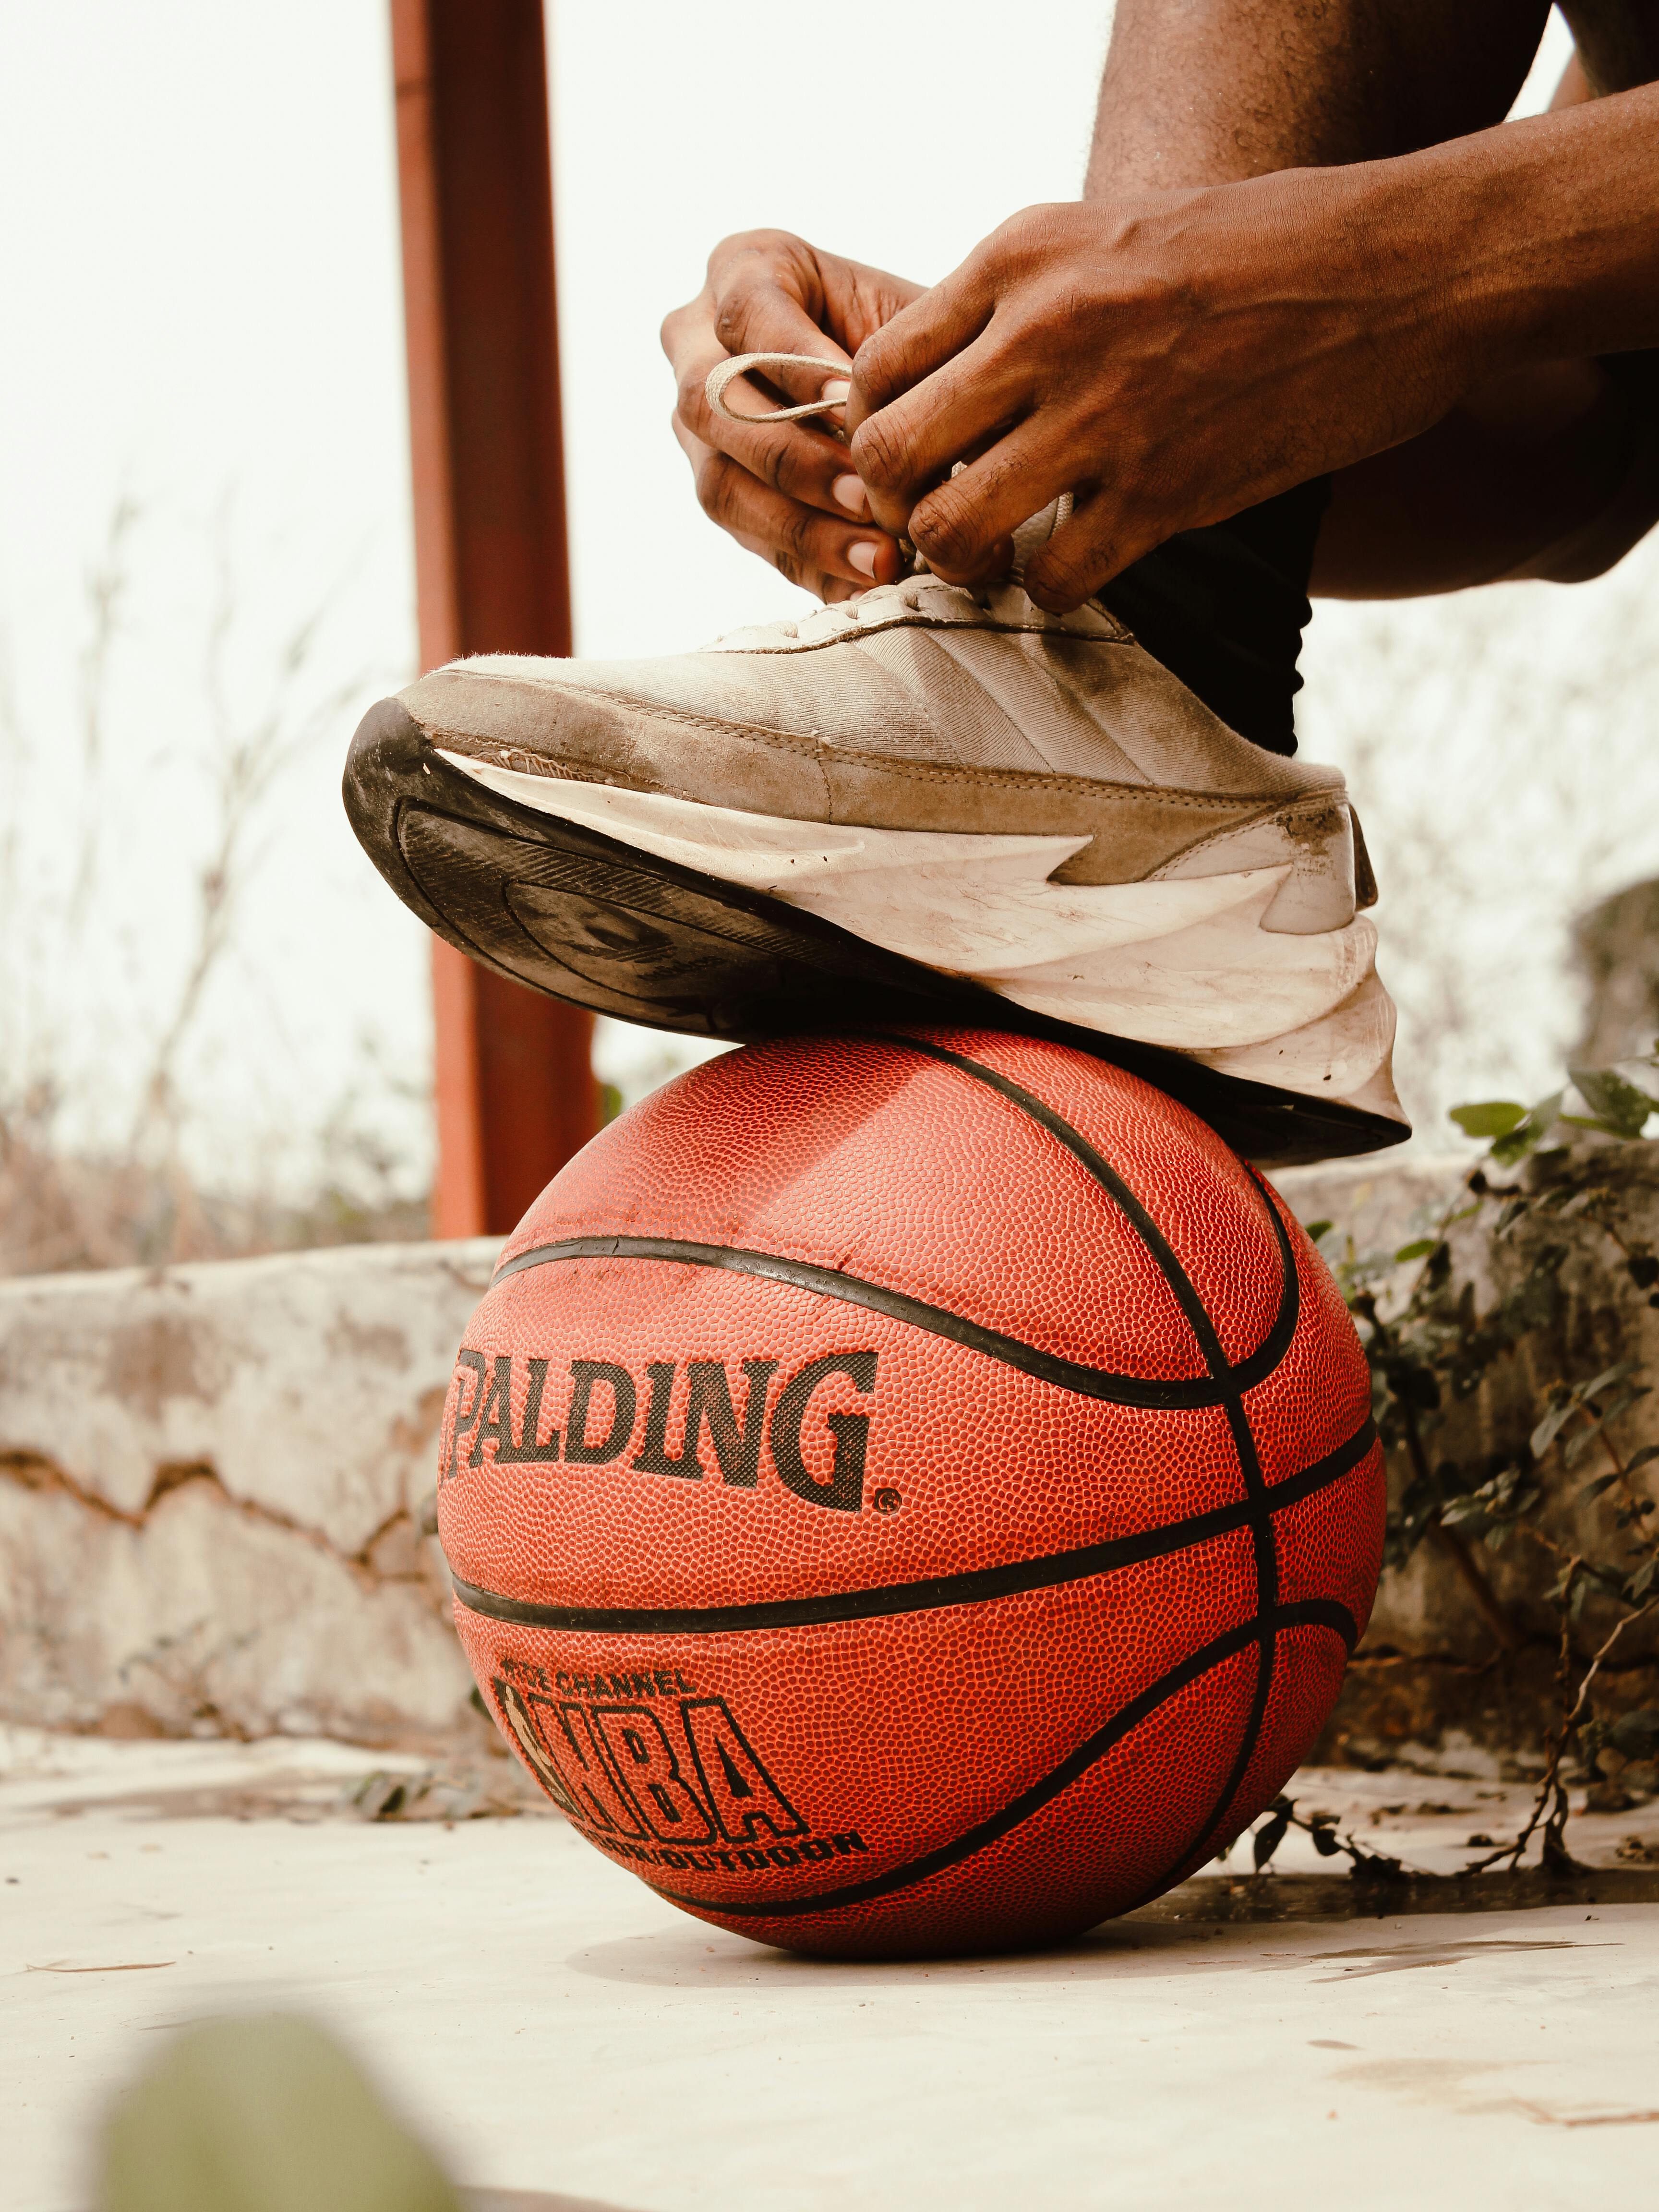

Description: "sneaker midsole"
442 752 1401 1116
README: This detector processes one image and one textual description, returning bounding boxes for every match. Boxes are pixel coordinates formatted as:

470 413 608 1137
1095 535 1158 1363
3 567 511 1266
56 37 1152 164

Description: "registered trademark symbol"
871 1487 902 1514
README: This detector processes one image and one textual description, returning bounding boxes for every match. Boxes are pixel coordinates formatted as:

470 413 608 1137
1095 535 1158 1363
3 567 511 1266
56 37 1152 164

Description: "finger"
1022 485 1157 613
673 342 872 520
664 287 850 422
672 415 903 595
848 262 995 423
906 420 1076 579
847 330 1031 531
912 530 1018 591
708 255 857 406
820 257 929 353
702 229 926 364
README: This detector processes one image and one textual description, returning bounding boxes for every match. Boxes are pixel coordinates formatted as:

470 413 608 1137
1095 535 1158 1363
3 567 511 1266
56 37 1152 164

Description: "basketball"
437 1029 1383 1958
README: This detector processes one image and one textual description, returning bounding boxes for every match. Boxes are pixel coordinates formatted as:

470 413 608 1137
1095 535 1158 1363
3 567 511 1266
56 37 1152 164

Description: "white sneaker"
344 522 1405 1164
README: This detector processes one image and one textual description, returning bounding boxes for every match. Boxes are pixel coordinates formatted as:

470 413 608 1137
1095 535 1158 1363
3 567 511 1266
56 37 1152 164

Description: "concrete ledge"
0 1239 499 1743
8 1139 1655 1762
0 1167 1480 1750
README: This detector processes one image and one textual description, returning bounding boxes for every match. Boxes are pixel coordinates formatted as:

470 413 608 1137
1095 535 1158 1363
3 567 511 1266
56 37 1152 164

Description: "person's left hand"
843 174 1489 608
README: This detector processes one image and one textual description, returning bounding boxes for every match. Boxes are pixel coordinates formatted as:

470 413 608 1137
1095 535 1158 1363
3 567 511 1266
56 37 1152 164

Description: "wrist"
1309 153 1516 393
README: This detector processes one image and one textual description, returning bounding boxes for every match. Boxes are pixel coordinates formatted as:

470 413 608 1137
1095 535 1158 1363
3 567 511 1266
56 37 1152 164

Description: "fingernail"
832 474 868 517
820 378 851 405
848 541 879 578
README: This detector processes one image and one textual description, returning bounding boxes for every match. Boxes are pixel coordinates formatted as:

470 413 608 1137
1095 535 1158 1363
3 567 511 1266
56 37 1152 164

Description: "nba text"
491 1670 858 1874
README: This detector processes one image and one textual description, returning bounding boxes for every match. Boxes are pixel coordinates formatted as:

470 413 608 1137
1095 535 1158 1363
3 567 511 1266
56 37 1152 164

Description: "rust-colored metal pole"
390 0 598 1238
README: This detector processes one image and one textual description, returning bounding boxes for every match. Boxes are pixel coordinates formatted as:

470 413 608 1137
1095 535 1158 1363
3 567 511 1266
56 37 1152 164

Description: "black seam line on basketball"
849 1032 1286 1879
446 1414 1375 1636
849 1034 1289 1739
824 1036 1285 1587
845 1035 1293 1904
845 1032 1300 1401
488 1237 1286 1412
640 1599 1357 1921
1165 1618 1278 1908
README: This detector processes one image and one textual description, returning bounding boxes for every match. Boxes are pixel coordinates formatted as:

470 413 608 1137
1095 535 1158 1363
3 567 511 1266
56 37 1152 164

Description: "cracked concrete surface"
0 1239 500 1743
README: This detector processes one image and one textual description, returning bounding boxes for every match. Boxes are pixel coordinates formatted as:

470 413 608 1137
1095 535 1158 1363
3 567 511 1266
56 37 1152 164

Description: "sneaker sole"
344 699 1409 1167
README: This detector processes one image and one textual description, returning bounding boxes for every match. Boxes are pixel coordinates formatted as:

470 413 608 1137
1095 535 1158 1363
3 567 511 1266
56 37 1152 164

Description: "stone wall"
1283 1142 1659 1766
7 1141 1659 1761
0 1239 498 1745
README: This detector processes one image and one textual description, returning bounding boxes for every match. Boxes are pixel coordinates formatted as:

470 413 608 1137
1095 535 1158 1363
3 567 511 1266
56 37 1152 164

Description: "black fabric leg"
1092 477 1331 756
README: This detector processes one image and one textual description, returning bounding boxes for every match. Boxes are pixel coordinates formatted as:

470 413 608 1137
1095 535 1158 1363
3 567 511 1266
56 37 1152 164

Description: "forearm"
847 28 1659 605
1212 89 1659 419
1088 4 1659 378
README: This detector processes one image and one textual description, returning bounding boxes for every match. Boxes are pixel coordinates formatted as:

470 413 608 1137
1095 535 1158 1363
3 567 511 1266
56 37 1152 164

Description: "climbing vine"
1248 1058 1659 1882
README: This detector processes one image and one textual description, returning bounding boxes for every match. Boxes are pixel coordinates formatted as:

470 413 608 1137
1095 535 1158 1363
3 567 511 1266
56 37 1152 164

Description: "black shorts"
1093 476 1331 757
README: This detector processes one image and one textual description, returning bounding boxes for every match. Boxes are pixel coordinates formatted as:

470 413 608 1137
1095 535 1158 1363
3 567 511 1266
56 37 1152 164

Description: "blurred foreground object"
96 2014 460 2212
389 0 597 1235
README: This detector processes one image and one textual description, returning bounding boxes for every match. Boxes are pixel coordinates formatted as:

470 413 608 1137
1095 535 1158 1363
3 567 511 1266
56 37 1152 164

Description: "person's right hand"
662 231 924 601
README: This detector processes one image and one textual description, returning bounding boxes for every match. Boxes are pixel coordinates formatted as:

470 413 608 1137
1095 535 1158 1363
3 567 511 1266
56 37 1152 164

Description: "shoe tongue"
1009 496 1074 586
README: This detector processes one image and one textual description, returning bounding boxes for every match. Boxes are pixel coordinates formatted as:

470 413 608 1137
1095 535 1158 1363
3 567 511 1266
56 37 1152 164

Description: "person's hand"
844 172 1490 609
662 231 925 601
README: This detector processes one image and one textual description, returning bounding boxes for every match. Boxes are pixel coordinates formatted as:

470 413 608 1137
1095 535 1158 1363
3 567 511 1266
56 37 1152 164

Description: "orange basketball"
437 1029 1382 1958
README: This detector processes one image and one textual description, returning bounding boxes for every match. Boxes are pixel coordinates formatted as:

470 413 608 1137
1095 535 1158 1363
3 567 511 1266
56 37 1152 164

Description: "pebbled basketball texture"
437 1028 1383 1958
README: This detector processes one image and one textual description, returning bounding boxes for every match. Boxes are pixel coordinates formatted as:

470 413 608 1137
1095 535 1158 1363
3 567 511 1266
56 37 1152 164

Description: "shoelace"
707 350 933 573
703 351 1074 582
705 352 852 432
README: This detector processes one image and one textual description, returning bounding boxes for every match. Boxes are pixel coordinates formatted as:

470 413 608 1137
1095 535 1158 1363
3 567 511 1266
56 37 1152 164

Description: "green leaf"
1488 1130 1537 1169
1302 1219 1333 1244
1439 1494 1487 1527
1564 1424 1604 1468
1580 1360 1643 1403
1252 1811 1291 1871
1394 1238 1439 1263
1578 1472 1622 1504
1449 1101 1527 1139
1531 1398 1578 1458
1627 1559 1658 1602
1569 1067 1659 1141
1489 1091 1566 1167
1539 1179 1593 1211
1583 1392 1651 1452
1625 1444 1659 1474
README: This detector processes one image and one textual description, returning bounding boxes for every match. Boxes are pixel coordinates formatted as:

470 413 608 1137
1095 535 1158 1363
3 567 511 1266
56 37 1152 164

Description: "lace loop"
705 353 851 428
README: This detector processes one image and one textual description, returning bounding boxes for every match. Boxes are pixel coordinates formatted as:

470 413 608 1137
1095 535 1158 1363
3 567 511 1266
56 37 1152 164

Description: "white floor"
6 1730 1659 2212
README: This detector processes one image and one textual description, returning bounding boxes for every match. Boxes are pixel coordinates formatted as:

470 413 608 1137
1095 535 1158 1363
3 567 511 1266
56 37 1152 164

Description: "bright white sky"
0 2 1614 1199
